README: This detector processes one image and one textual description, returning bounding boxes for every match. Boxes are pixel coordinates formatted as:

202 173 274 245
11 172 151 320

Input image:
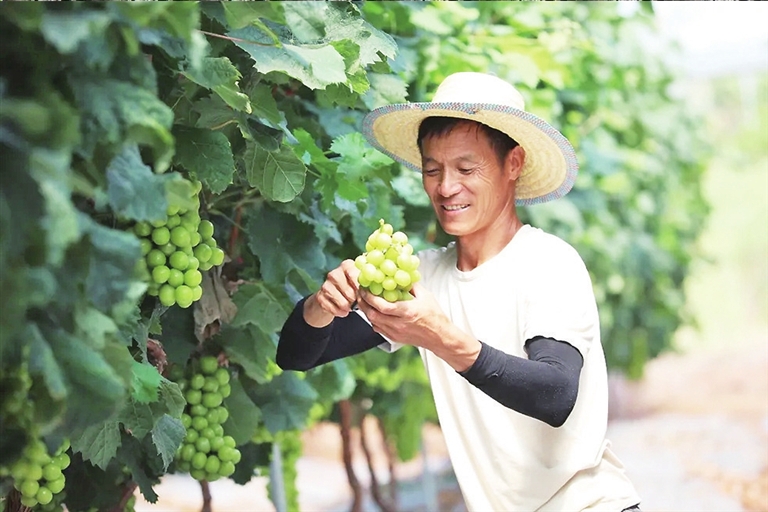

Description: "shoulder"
516 226 584 264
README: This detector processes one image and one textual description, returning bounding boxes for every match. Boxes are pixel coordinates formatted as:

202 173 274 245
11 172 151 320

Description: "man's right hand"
303 259 360 328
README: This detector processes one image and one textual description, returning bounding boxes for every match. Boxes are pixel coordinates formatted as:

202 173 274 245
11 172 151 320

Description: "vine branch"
339 400 363 512
200 480 212 512
360 415 395 512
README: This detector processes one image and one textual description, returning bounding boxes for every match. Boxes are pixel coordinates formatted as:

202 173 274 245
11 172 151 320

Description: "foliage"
0 2 708 510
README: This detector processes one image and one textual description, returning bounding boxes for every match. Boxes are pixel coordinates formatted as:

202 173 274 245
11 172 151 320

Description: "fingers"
316 260 359 317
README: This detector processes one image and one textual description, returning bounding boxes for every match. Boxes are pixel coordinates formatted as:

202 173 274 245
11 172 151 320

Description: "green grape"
169 251 190 271
177 295 193 310
184 269 202 287
160 242 177 257
200 356 219 375
394 269 412 288
204 455 220 474
181 444 196 462
42 463 62 482
209 247 225 267
192 285 203 301
167 205 180 216
210 436 224 452
205 237 217 249
190 404 207 417
152 265 170 284
219 460 236 477
217 406 229 423
354 255 367 269
187 256 200 271
190 374 205 390
53 453 69 470
20 479 40 497
381 278 397 291
194 244 212 263
134 222 152 237
361 263 377 282
366 250 384 266
20 495 38 508
368 282 384 296
380 222 394 235
191 452 207 470
380 259 397 277
191 415 207 430
46 476 65 494
186 389 202 406
215 368 230 386
36 486 53 506
152 227 171 246
185 429 199 444
146 250 166 268
202 392 223 409
212 424 224 438
392 231 408 245
382 289 400 302
170 226 191 247
167 269 185 287
195 437 211 454
140 238 153 255
159 284 176 307
198 220 214 240
223 436 236 448
190 231 202 248
166 214 181 229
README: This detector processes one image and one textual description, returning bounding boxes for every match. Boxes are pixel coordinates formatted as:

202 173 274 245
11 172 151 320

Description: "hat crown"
431 72 526 110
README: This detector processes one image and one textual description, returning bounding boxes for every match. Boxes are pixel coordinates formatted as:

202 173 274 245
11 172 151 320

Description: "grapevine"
355 220 421 302
170 356 241 482
133 180 225 308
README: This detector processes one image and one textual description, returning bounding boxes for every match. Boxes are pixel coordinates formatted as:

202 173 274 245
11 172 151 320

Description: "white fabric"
381 225 640 511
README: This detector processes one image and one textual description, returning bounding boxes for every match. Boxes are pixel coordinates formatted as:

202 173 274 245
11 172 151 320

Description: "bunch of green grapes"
133 181 225 308
173 356 241 482
7 438 70 508
355 219 421 302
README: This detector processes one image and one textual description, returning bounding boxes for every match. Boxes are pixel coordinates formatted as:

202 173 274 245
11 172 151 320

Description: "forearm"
458 337 583 427
276 296 385 371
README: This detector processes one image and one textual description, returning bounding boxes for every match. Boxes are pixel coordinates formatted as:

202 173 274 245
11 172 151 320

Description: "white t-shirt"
382 225 640 511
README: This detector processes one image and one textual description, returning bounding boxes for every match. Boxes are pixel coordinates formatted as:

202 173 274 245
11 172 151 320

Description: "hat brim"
362 102 578 206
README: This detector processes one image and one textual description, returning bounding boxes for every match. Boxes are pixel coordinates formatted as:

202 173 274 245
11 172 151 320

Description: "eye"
422 169 439 177
458 168 474 175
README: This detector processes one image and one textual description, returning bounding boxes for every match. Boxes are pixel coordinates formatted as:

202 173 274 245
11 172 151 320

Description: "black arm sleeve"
276 296 385 371
458 337 584 427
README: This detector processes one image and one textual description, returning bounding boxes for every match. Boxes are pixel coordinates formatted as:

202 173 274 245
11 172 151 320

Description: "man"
277 72 641 511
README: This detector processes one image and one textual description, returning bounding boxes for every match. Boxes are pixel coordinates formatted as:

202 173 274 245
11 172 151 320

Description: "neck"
455 210 524 271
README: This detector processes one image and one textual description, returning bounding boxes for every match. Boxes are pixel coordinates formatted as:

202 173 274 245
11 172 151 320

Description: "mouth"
441 204 469 212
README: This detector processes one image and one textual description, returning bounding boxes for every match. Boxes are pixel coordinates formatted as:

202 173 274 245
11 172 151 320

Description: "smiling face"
420 121 524 250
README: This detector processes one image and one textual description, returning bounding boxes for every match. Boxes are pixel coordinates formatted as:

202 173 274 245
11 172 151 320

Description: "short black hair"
417 117 519 167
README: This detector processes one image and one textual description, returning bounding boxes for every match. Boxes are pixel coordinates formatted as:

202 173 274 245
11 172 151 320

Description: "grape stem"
109 481 138 512
200 480 212 512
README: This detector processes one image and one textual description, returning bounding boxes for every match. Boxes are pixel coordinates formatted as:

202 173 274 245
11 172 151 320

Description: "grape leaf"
243 142 306 203
40 10 111 55
71 421 121 470
182 57 251 113
306 359 355 403
80 214 142 314
221 325 276 385
154 378 186 419
193 95 235 130
245 83 283 127
131 361 162 404
69 76 174 171
291 128 337 175
173 126 235 194
222 377 262 446
106 145 170 223
75 307 118 350
228 24 347 90
230 282 291 332
111 2 200 42
363 73 409 110
157 306 197 367
116 434 159 503
283 2 396 65
245 205 326 286
117 400 155 440
151 414 185 470
220 1 285 29
27 324 67 401
247 372 317 434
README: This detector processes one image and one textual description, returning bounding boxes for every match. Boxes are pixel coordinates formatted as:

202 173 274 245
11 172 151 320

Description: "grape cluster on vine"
356 219 421 302
171 356 241 482
133 180 225 308
5 439 70 509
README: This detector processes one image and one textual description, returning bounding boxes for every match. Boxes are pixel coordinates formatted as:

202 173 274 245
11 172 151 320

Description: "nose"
437 170 462 197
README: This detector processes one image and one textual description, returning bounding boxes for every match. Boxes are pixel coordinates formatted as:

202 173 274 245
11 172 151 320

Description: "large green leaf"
220 326 275 385
245 205 326 286
228 24 347 90
131 361 162 404
230 282 292 332
182 57 251 113
39 10 111 54
106 145 170 223
243 142 306 202
222 377 262 446
151 414 185 470
70 420 121 470
69 76 174 171
173 126 235 194
247 372 317 435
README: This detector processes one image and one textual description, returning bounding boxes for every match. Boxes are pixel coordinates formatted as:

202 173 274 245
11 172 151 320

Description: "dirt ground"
135 335 768 512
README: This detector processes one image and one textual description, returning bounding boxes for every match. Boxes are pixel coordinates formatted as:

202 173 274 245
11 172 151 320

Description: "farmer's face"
420 122 523 241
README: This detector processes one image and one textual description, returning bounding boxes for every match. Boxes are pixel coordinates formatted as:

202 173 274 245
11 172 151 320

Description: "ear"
505 145 525 181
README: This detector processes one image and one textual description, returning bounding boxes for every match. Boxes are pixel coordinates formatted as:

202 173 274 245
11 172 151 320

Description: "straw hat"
361 72 578 205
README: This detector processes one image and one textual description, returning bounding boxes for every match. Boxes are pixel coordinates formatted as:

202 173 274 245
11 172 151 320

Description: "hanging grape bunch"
133 180 225 308
6 438 70 508
355 219 421 302
171 356 241 482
